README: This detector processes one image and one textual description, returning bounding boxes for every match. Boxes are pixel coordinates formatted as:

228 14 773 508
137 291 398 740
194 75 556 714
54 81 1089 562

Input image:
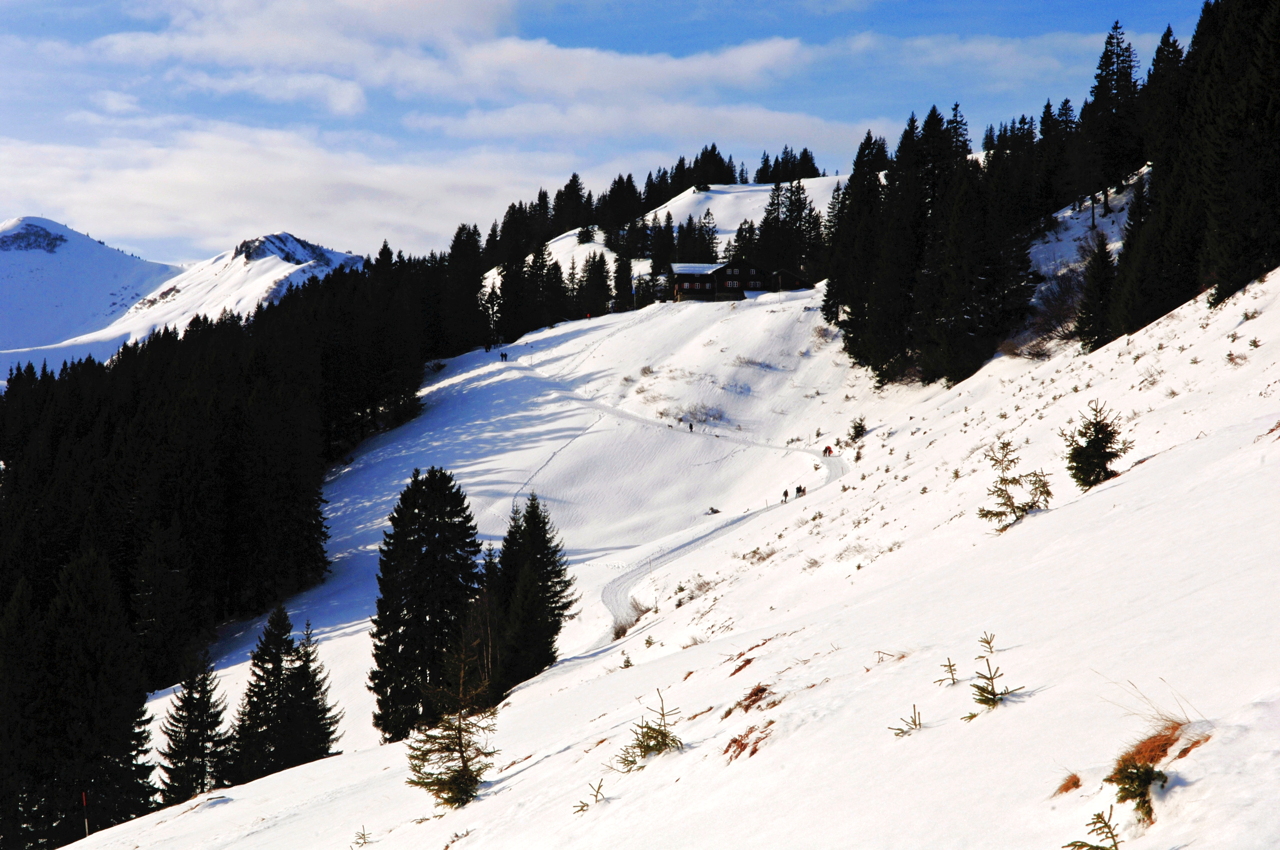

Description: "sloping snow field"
68 184 1280 849
0 217 180 352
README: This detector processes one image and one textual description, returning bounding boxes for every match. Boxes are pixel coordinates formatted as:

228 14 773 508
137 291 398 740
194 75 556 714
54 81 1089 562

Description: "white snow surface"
1 224 361 372
71 187 1280 848
0 217 181 352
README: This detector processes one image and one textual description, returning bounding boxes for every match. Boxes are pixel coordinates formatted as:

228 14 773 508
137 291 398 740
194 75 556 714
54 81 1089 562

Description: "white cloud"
407 100 868 153
90 90 143 114
177 70 367 115
0 123 576 261
835 30 1107 93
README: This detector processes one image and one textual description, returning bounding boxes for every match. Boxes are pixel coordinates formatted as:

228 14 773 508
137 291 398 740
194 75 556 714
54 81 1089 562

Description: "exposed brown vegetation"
729 657 755 676
1123 719 1184 766
1054 773 1082 796
722 684 776 719
723 721 774 762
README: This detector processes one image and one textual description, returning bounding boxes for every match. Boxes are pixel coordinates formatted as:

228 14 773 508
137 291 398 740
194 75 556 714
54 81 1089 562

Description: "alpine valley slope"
75 198 1280 848
0 222 361 372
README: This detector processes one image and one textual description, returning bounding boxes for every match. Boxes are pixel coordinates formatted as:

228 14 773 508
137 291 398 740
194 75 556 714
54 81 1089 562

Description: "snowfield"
66 189 1280 849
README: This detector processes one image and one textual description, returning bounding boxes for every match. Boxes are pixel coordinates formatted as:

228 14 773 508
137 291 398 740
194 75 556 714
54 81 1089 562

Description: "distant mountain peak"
232 233 335 268
0 221 68 254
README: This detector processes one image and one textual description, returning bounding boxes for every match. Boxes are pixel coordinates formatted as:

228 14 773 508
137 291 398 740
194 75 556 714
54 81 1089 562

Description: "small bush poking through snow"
1063 806 1124 850
610 691 682 773
976 440 1052 529
1104 719 1183 824
1061 401 1133 491
612 598 652 641
888 704 923 738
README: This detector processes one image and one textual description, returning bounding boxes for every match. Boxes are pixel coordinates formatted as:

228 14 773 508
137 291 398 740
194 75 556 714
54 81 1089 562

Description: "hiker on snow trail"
782 489 789 503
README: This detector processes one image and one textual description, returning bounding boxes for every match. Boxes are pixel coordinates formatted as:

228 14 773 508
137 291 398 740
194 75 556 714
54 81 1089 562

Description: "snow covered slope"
75 219 1280 850
0 217 180 351
1 229 362 372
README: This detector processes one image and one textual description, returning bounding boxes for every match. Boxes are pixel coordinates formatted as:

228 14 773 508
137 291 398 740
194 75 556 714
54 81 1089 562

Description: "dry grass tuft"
1053 772 1082 796
1123 719 1185 766
611 597 653 640
723 721 774 762
721 684 775 719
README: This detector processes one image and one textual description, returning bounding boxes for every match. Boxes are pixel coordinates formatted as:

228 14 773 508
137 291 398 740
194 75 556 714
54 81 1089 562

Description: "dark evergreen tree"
823 131 887 329
1061 401 1133 489
368 468 481 743
612 254 633 311
1077 228 1117 352
280 621 343 767
158 651 232 804
231 604 295 783
21 550 157 846
1082 21 1143 203
130 519 197 692
579 252 612 317
405 630 495 809
492 494 575 698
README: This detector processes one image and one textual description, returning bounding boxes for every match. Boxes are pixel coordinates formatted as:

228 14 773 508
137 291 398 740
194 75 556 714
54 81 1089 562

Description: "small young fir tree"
1061 401 1133 490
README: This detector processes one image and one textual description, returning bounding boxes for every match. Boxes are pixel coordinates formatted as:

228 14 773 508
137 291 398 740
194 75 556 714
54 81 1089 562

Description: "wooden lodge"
670 258 811 302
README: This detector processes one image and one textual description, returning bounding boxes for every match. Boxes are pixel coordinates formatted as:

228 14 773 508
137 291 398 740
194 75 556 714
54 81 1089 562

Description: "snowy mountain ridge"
0 216 182 355
63 188 1280 849
0 220 362 374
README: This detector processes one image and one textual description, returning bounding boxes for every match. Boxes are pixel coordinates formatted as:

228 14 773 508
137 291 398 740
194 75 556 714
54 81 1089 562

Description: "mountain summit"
0 223 362 368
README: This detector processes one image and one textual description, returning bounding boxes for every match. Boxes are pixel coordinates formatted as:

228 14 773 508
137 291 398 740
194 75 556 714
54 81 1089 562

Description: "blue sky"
0 0 1202 263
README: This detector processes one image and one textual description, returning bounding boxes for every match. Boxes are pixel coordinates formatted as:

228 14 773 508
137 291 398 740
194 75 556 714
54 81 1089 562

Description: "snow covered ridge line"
0 221 361 362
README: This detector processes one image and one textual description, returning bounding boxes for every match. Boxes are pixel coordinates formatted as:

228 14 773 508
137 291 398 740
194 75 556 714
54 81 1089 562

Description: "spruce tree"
231 604 295 783
368 467 482 742
158 651 233 804
1061 401 1133 490
405 632 496 808
1077 229 1116 352
493 494 576 697
280 621 343 768
29 550 157 845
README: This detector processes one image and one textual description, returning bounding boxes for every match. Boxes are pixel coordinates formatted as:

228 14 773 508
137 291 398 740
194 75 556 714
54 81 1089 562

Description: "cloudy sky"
0 0 1202 263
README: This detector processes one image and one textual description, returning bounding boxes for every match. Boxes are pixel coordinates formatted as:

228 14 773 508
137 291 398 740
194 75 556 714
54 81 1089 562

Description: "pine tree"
1077 229 1116 352
280 621 343 768
158 651 233 804
1084 21 1143 201
1061 401 1133 490
231 604 295 783
405 633 496 808
612 254 633 311
25 550 157 845
368 467 482 742
580 252 612 317
493 494 576 697
130 520 197 693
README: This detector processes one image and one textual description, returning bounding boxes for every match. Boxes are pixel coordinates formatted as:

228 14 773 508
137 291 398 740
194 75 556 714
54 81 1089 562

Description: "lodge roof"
670 262 725 275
